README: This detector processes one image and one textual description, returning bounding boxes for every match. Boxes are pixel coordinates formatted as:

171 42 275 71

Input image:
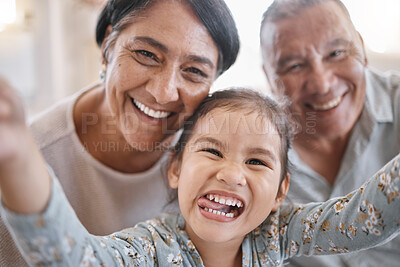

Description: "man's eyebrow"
193 136 225 149
187 55 215 69
133 36 168 53
277 55 301 68
326 38 351 49
247 147 278 164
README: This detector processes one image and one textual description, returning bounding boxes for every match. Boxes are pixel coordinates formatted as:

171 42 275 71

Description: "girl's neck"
73 85 164 173
186 227 242 267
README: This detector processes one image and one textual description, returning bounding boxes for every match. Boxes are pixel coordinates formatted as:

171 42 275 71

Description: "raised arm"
0 79 161 266
0 77 51 214
278 153 400 259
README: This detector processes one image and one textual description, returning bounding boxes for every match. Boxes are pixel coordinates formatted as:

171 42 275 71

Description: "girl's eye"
246 158 267 167
201 148 223 158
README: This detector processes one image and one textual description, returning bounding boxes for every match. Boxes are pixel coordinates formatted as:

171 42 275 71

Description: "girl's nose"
216 163 247 187
146 67 180 104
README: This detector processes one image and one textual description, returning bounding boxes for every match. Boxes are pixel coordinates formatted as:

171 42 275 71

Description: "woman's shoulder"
28 83 100 149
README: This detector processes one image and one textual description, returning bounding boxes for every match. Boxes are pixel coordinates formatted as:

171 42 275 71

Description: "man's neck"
293 133 350 185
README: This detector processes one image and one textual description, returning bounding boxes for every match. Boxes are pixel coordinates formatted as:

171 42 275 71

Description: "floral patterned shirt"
1 153 399 267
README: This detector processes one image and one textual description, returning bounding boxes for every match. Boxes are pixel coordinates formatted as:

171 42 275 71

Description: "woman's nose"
146 67 180 104
216 163 247 187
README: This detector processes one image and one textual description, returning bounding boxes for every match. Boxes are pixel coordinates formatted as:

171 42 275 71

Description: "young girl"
0 87 399 267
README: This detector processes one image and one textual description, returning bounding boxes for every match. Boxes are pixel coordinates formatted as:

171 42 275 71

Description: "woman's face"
103 0 219 151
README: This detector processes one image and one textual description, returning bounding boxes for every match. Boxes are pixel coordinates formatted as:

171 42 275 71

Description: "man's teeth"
204 207 235 218
206 194 243 208
133 99 170 119
309 96 342 111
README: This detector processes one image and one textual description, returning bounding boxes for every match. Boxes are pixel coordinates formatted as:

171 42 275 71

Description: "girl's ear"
271 173 290 212
168 155 181 189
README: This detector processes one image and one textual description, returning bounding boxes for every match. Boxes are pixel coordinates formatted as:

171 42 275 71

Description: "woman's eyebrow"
131 36 168 53
130 37 214 68
187 55 215 68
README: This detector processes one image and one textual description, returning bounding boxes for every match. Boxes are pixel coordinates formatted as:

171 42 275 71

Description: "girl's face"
103 0 218 151
168 108 289 245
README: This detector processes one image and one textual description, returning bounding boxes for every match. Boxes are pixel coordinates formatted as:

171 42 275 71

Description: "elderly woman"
0 0 239 265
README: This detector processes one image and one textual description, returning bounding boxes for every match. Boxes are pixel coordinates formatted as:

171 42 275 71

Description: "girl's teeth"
204 208 235 218
205 194 243 208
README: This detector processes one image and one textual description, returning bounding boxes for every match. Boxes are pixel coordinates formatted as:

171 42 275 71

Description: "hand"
0 77 26 164
0 77 51 214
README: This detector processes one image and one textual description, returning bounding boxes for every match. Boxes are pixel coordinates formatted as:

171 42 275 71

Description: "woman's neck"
73 85 164 173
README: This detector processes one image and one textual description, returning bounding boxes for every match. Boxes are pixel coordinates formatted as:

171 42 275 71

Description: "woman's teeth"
309 95 342 111
133 99 171 119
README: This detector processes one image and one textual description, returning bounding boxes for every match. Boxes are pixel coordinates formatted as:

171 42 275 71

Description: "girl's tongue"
198 196 233 213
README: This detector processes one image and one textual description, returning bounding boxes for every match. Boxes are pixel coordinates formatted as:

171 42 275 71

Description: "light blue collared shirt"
286 68 400 267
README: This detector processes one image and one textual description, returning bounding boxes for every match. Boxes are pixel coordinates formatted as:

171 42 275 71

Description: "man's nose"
304 61 333 95
146 67 180 104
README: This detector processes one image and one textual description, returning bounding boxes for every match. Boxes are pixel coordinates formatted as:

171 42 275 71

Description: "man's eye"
185 67 206 77
246 158 267 167
329 50 344 57
201 148 222 158
288 63 302 72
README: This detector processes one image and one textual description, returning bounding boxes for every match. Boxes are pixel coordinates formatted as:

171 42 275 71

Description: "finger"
0 97 12 119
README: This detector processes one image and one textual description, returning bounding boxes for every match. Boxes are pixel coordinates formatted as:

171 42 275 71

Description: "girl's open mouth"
198 193 245 220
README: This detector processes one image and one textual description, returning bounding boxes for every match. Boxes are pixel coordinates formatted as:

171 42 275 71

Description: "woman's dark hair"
96 0 240 76
168 88 295 203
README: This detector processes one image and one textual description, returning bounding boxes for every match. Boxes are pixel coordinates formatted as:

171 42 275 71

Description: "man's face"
261 1 367 140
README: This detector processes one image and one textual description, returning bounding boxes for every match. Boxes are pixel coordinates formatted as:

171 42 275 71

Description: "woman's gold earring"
99 64 107 82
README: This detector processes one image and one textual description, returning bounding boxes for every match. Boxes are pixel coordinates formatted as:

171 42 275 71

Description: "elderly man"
261 0 400 266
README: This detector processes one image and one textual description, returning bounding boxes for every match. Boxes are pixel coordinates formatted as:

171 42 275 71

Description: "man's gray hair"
261 0 352 30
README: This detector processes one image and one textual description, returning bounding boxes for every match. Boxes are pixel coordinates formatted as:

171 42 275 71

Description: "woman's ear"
271 173 290 212
101 25 113 64
168 155 181 189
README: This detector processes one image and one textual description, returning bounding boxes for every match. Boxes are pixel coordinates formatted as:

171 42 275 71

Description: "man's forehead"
263 4 355 49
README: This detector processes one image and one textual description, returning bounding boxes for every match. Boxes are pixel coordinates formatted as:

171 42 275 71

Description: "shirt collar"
365 68 393 123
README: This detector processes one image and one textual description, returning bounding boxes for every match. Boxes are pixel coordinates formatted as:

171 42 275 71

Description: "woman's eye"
201 148 222 158
246 158 267 167
136 50 159 62
185 67 207 77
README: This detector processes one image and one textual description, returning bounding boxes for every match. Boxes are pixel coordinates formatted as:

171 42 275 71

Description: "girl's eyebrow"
193 136 225 149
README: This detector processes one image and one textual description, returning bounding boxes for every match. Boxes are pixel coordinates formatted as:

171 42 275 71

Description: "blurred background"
0 0 399 117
